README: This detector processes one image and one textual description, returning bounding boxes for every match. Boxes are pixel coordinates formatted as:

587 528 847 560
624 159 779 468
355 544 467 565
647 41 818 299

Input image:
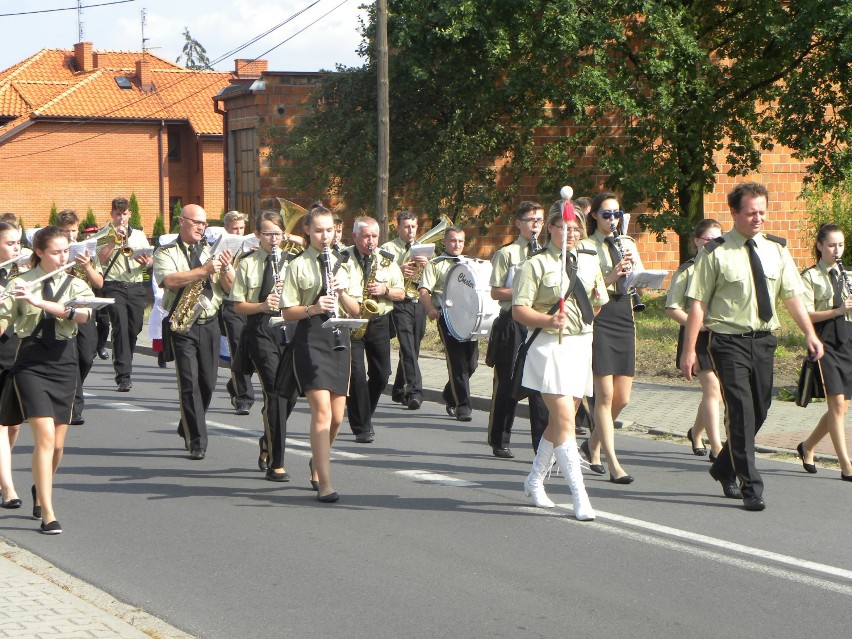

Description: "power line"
1 0 352 160
0 0 134 19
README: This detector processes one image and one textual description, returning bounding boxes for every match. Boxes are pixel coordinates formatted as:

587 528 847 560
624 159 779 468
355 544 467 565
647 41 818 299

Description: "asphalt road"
1 356 850 638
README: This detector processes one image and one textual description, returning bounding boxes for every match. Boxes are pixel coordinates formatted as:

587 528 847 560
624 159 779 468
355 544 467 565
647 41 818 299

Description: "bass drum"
443 258 500 341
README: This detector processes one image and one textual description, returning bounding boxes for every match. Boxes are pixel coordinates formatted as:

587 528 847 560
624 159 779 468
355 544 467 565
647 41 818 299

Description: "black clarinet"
321 244 345 352
611 221 645 313
836 254 852 297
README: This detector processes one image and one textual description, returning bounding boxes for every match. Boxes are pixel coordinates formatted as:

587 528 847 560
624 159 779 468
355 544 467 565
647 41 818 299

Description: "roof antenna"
141 8 148 56
77 0 84 42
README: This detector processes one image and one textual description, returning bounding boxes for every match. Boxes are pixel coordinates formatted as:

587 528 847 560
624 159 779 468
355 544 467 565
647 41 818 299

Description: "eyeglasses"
181 216 208 229
696 235 718 242
551 225 583 234
598 210 624 220
261 231 283 239
520 217 544 224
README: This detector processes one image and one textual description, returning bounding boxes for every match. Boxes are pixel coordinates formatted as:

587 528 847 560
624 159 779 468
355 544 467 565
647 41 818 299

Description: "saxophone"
353 253 380 341
169 239 214 335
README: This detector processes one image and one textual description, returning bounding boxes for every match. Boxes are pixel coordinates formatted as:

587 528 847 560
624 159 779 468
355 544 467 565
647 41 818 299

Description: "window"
167 131 181 162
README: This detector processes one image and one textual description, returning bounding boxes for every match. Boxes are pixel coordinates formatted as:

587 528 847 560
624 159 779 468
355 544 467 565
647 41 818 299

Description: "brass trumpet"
93 223 134 257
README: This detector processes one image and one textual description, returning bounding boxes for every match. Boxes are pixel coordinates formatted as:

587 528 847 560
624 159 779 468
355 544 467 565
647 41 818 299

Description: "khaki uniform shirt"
578 230 645 294
686 228 804 334
665 259 694 312
101 228 150 283
513 243 608 336
490 237 539 312
801 260 852 322
154 239 225 320
280 244 357 313
419 254 461 309
0 266 94 339
344 246 404 316
229 247 288 304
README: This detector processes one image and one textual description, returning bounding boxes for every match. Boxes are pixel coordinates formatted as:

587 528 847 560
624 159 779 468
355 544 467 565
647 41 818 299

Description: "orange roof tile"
0 47 233 137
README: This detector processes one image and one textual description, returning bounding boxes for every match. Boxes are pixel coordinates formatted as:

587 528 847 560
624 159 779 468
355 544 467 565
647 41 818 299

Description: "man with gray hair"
344 216 404 442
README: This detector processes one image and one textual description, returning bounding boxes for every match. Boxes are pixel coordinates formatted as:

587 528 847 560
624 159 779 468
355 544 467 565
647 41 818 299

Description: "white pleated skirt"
522 331 593 398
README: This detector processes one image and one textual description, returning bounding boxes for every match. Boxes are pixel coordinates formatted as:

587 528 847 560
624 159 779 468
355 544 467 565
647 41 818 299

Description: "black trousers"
709 332 776 499
170 318 220 452
73 320 98 421
95 307 110 351
391 299 426 402
246 316 295 470
487 310 549 450
101 281 147 385
347 313 392 435
437 313 478 416
220 301 255 409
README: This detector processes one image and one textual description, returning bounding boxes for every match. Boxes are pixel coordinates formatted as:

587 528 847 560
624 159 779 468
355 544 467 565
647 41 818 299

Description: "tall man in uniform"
156 204 234 460
381 211 429 409
419 226 478 422
681 182 823 511
487 202 550 458
96 197 153 392
219 210 255 415
345 217 404 443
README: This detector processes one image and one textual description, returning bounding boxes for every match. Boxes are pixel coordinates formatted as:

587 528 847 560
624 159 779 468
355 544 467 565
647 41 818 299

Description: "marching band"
0 180 842 534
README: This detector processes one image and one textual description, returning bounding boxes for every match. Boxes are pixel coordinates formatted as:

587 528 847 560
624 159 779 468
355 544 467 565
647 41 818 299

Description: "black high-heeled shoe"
686 427 707 456
579 440 606 475
31 485 41 521
797 442 817 474
308 458 319 491
257 436 268 472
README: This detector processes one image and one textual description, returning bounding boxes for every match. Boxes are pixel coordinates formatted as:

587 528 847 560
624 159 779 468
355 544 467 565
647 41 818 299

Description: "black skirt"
292 314 351 396
676 326 713 372
0 336 77 424
592 294 635 376
815 317 852 397
0 331 18 371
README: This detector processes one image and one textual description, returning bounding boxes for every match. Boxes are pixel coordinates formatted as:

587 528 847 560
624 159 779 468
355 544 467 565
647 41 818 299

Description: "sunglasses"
598 209 624 220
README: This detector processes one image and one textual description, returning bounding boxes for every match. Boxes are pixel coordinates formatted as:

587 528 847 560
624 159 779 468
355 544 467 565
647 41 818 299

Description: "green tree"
176 27 211 70
129 193 142 230
171 200 182 232
82 207 97 234
48 202 57 226
274 1 852 259
151 211 166 245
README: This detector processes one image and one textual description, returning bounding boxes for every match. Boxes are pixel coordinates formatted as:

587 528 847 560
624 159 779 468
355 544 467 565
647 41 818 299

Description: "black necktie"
188 243 201 268
746 239 773 323
830 269 848 340
568 254 595 324
259 254 274 301
603 236 627 294
41 279 57 346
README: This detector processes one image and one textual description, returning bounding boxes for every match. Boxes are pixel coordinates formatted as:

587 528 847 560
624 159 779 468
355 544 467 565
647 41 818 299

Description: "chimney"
136 58 154 92
234 59 268 79
74 42 94 72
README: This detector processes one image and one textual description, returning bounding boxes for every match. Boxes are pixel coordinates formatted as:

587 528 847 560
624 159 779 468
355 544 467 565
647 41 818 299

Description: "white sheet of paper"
69 239 97 261
625 269 668 290
409 244 435 260
212 232 247 257
130 246 154 260
66 296 115 309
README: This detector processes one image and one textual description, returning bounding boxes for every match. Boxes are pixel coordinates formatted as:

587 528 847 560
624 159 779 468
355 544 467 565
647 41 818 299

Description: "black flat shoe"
257 436 268 472
308 459 319 491
265 468 291 483
580 440 607 475
742 495 766 511
709 467 742 499
31 485 41 520
686 428 707 456
609 473 634 485
40 520 62 535
841 473 852 482
0 498 22 509
797 442 817 474
317 491 339 503
492 447 515 459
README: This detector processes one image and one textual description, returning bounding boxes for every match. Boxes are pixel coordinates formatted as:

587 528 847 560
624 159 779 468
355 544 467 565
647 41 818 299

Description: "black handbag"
795 355 825 407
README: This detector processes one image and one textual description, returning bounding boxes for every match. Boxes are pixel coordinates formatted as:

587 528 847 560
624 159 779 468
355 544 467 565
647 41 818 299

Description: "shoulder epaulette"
703 237 725 253
764 233 787 247
160 239 179 250
500 240 513 249
578 248 597 256
379 249 394 260
800 264 817 277
674 258 695 274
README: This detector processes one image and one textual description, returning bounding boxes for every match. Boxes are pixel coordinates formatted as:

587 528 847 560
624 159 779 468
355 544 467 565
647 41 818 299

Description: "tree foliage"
129 193 142 230
48 202 57 226
152 211 166 244
273 1 852 257
176 27 211 70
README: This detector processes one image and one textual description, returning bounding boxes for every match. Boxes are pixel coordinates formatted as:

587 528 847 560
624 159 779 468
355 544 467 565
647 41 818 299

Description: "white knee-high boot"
553 442 595 521
524 438 555 508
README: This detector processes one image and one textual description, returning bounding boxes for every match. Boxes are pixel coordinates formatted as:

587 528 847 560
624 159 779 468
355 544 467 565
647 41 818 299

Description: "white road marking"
395 470 480 487
98 402 150 412
204 420 366 459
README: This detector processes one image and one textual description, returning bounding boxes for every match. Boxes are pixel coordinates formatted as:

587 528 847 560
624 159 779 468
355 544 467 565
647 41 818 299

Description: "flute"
0 263 75 301
0 253 30 271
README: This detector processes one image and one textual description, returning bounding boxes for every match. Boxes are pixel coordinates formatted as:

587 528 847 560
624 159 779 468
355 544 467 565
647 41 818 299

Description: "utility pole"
375 0 390 242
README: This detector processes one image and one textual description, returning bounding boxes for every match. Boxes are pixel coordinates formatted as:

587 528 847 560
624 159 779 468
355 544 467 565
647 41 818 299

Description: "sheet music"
409 244 435 260
625 269 667 290
69 239 97 261
212 232 248 257
130 246 154 260
65 296 116 309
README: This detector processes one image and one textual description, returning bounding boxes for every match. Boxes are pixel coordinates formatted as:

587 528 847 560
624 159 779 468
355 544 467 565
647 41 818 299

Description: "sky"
0 0 369 73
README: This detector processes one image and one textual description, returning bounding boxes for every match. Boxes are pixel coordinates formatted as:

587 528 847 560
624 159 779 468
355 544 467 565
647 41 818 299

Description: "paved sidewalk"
0 540 194 639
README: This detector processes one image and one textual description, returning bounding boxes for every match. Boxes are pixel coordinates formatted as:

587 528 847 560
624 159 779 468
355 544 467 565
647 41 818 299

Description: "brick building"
0 42 237 233
215 68 813 273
